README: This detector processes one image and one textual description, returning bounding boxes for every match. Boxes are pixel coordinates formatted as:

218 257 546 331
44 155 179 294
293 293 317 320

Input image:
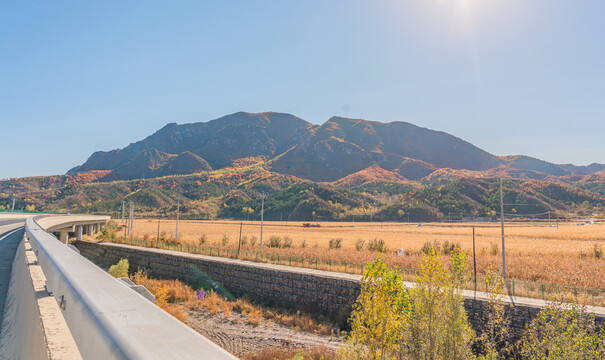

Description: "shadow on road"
0 227 25 334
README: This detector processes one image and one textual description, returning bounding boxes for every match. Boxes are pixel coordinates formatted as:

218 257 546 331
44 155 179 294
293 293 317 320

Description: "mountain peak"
68 112 603 182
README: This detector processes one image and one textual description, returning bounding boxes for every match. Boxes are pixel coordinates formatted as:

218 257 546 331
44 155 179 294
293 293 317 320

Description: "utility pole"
472 227 477 299
260 193 265 253
128 202 133 235
176 197 180 240
500 178 506 280
157 219 161 241
121 201 125 224
11 197 15 212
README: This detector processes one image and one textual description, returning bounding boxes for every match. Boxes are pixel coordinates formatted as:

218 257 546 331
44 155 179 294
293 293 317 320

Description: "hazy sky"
1 1 604 178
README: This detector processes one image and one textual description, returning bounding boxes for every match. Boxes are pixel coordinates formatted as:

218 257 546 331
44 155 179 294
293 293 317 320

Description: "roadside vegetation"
107 258 334 334
106 250 605 359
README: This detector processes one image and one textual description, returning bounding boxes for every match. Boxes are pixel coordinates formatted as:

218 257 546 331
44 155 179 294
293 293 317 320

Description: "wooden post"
237 221 243 256
260 193 265 254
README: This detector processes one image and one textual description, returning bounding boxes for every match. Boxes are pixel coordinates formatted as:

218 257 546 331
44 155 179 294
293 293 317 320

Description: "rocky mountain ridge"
68 111 604 182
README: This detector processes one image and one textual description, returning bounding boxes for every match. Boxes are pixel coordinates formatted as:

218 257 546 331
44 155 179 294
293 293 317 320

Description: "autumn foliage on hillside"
1 164 603 220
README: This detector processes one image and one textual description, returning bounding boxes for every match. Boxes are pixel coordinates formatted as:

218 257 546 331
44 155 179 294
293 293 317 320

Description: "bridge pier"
76 226 83 241
60 231 69 244
86 225 93 237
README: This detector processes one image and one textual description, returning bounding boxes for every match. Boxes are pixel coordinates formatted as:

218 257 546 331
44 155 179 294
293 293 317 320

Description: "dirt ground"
186 309 343 356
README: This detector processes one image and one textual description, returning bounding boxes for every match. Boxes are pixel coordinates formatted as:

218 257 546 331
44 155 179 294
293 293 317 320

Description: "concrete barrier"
25 216 236 360
0 233 81 359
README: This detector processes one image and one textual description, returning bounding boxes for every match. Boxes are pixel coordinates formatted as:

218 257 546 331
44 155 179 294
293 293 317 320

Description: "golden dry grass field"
121 219 605 294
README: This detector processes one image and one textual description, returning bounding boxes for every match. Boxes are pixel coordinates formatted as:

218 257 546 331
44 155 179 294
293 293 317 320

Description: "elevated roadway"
0 213 237 359
0 214 28 333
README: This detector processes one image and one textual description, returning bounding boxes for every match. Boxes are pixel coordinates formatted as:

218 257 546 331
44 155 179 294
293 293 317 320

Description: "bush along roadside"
343 249 605 360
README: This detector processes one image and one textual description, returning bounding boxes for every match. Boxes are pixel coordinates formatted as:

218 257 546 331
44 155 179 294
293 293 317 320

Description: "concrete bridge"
0 213 236 360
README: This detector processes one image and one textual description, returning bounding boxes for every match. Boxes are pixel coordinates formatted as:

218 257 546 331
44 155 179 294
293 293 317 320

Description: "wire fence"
108 236 605 307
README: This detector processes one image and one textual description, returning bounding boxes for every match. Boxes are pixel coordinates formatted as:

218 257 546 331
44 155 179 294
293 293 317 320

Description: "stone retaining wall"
74 241 605 340
74 241 359 319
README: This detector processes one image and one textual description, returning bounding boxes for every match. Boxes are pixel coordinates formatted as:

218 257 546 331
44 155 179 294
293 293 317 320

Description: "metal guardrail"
25 216 236 360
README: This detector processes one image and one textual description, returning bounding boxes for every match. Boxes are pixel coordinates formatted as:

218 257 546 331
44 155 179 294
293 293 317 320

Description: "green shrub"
108 258 129 278
250 235 258 247
367 238 387 253
198 234 207 245
346 249 476 360
405 249 475 360
283 236 293 248
346 255 409 359
221 235 229 246
593 244 603 259
268 235 282 248
519 300 605 359
477 267 511 359
490 243 500 256
355 238 365 251
442 241 461 255
103 220 119 240
329 238 343 249
422 240 441 255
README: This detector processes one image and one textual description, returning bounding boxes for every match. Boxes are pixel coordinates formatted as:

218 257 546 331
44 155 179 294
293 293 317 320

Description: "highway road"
0 216 27 334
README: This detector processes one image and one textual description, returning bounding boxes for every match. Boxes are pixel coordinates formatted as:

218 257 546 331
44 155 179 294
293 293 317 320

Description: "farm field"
113 219 605 303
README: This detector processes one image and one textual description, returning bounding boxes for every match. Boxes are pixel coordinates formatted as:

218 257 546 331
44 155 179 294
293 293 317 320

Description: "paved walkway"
0 218 26 333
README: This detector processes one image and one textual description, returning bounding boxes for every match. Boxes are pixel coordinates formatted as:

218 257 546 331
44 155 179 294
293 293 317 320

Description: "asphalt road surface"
0 217 26 333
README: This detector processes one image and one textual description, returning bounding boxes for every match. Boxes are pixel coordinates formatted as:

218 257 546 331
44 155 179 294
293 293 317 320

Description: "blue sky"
1 1 604 178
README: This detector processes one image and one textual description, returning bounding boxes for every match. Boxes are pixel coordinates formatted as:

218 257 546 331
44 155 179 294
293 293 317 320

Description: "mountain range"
3 111 604 219
69 111 604 182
